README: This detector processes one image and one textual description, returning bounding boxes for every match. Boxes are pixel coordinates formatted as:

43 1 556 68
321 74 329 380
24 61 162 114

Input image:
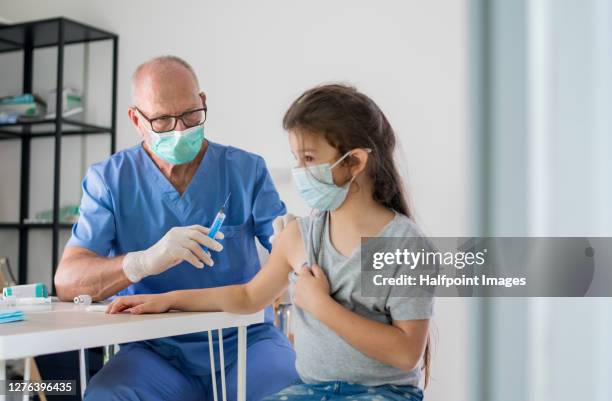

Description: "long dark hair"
282 83 431 387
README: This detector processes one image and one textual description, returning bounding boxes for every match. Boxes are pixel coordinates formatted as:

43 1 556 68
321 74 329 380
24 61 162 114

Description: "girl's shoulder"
295 212 331 246
386 212 427 238
387 213 436 255
296 210 326 223
294 211 425 239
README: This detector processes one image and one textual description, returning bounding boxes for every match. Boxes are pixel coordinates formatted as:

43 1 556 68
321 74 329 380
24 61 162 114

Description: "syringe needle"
222 193 231 209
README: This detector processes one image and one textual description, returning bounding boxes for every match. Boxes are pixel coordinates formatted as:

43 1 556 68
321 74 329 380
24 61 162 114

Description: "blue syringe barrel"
202 209 226 253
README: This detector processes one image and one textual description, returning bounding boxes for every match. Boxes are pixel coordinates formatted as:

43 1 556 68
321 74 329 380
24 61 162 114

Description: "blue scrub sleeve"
252 156 287 252
66 166 116 256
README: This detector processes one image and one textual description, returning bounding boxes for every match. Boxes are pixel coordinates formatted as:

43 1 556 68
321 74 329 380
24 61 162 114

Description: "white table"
0 302 264 400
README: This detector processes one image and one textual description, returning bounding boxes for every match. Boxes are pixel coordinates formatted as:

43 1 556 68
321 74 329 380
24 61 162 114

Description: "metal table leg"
218 329 227 401
208 331 218 401
237 326 247 401
22 358 31 401
0 359 5 401
79 349 87 398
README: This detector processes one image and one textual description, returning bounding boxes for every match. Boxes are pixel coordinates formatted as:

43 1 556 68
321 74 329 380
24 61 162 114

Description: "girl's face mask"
148 125 205 165
291 150 361 211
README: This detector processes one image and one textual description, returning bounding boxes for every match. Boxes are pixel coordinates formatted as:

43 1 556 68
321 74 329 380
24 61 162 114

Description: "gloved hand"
271 213 296 245
122 225 224 283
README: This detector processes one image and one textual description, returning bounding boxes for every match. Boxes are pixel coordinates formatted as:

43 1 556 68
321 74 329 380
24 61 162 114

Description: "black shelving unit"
0 18 118 292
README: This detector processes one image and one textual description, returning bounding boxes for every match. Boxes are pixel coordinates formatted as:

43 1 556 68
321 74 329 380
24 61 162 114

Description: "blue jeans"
262 380 424 401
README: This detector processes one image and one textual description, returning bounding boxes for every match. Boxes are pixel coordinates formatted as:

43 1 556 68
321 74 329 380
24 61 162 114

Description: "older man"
54 56 298 400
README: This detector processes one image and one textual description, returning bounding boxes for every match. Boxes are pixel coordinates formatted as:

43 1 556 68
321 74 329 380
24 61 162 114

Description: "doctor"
54 56 298 400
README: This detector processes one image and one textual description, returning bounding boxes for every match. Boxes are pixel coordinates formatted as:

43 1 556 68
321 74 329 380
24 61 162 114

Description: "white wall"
0 1 471 399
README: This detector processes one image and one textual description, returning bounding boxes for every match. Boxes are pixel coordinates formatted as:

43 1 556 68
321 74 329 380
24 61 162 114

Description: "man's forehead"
138 89 201 117
134 77 201 116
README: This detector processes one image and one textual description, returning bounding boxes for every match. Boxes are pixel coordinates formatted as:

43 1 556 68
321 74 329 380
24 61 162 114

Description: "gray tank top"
288 211 434 387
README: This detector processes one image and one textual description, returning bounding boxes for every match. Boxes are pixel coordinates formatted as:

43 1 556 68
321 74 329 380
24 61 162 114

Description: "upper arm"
244 220 302 308
66 167 116 256
61 246 98 261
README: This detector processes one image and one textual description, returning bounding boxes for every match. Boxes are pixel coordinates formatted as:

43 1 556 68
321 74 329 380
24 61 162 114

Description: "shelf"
0 222 74 229
0 118 113 140
0 17 117 53
1 16 117 287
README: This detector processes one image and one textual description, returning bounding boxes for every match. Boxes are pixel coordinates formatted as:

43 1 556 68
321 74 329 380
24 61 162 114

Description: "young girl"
107 84 433 401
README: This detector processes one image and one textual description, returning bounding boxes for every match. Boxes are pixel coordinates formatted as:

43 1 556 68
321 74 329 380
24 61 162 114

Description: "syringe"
202 193 231 254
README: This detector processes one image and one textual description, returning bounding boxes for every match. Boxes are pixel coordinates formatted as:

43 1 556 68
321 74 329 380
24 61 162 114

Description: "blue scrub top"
67 140 287 375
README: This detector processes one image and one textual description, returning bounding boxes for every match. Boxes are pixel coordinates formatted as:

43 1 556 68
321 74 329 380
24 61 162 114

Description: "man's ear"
128 107 146 140
128 107 139 129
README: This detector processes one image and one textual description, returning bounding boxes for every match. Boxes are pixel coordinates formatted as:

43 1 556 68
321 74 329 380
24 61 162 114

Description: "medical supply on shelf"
0 111 18 124
24 204 80 224
74 294 93 305
202 193 231 253
0 93 46 121
45 87 83 118
3 283 48 298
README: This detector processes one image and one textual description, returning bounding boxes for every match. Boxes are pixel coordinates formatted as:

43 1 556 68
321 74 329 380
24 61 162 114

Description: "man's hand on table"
122 225 224 283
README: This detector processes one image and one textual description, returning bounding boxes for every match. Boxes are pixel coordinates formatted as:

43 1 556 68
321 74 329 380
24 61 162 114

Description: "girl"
107 84 433 401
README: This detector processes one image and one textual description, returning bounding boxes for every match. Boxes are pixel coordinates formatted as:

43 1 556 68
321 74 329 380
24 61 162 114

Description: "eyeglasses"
135 104 207 133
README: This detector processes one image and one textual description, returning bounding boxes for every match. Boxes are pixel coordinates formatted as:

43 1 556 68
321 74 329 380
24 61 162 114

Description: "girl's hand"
294 264 331 315
106 292 176 314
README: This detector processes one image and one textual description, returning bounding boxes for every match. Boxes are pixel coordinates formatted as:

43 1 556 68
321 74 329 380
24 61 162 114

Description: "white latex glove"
271 213 296 245
122 225 224 283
